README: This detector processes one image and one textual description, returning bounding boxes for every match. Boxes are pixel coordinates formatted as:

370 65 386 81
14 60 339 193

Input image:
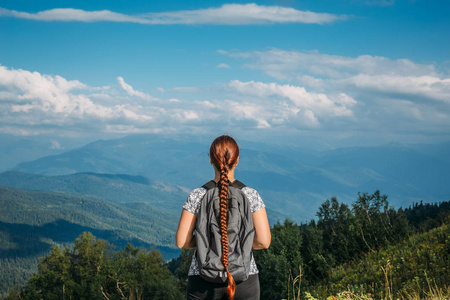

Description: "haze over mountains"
3 133 450 221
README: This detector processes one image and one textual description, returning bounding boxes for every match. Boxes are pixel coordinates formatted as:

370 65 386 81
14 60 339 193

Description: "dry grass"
401 272 450 300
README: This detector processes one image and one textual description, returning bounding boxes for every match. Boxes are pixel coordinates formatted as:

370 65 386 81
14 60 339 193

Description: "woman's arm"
252 208 271 250
175 209 197 249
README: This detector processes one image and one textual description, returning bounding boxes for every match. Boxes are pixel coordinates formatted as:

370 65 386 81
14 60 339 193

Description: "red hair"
209 135 239 300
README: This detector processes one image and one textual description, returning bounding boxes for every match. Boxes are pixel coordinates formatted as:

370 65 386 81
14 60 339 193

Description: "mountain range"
6 134 450 221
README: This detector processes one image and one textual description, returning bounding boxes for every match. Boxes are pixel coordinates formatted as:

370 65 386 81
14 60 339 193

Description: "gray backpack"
195 180 255 283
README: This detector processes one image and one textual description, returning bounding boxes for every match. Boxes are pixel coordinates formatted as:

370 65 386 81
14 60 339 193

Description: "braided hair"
209 135 239 300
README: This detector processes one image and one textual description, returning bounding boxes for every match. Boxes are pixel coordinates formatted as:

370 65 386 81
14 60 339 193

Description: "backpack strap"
202 180 218 190
202 180 246 190
230 180 246 190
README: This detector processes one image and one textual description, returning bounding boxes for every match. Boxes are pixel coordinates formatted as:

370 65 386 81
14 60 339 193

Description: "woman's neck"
213 168 235 183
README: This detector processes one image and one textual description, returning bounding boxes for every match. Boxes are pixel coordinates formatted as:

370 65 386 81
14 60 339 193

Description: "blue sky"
0 0 449 149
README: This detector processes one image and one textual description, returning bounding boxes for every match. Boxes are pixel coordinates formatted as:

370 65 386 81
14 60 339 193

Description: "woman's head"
209 135 239 173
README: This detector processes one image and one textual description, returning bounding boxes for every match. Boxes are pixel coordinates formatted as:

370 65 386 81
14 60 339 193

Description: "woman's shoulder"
240 185 265 213
188 186 208 200
241 185 260 197
182 186 208 214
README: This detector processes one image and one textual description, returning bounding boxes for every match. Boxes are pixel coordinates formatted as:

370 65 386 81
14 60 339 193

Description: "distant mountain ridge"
0 133 93 172
7 134 450 221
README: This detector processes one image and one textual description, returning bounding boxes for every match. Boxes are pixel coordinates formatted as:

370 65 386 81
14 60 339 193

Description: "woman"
176 135 271 300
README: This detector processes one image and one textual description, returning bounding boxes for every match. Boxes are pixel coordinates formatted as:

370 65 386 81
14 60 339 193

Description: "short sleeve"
182 187 207 215
241 187 265 213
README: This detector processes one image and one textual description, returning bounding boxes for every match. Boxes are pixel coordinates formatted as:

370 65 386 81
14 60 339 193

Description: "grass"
285 264 449 300
300 283 450 300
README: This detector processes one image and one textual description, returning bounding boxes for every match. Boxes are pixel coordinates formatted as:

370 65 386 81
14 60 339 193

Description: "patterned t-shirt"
182 183 265 276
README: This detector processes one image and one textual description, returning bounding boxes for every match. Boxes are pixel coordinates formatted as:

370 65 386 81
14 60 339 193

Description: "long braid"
209 135 239 300
219 164 236 300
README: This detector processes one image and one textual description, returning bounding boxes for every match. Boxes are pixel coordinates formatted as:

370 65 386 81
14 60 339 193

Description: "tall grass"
286 265 449 300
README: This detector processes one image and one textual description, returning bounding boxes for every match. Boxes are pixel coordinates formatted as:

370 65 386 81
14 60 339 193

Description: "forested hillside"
0 170 285 226
0 185 182 298
257 195 449 299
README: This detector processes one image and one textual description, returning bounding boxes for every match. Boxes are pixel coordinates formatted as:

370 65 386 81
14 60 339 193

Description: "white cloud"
2 58 448 142
0 65 107 116
229 80 355 115
225 49 438 79
341 74 450 103
0 4 346 25
0 7 150 23
228 80 356 128
0 66 159 134
216 63 231 69
221 49 450 136
171 87 199 93
225 100 272 129
223 49 450 103
217 50 228 55
0 64 359 137
142 4 346 25
117 76 156 101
